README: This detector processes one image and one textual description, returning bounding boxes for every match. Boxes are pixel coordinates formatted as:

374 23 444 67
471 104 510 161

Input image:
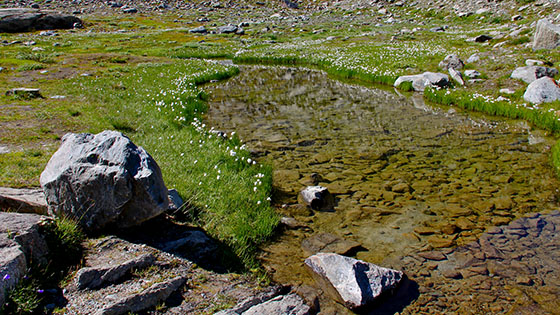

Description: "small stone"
516 275 533 285
466 54 480 63
441 269 462 279
391 182 410 193
464 70 481 79
499 88 515 95
474 34 493 42
448 68 464 86
428 236 454 248
189 26 207 34
394 72 450 92
122 7 138 13
417 251 447 261
298 186 335 211
439 54 464 70
301 232 362 256
6 88 42 99
218 24 238 34
525 59 544 66
414 226 438 235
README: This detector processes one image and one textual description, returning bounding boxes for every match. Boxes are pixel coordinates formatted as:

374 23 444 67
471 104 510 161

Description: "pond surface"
205 66 560 314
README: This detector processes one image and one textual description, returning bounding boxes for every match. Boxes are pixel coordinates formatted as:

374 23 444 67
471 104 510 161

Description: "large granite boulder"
394 72 450 92
304 253 403 310
511 66 558 84
523 77 560 104
0 8 82 33
533 19 560 50
40 131 169 232
0 213 50 307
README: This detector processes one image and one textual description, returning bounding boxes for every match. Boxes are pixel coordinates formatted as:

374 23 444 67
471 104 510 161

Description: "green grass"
16 52 55 64
17 63 46 72
0 150 52 188
424 88 560 133
60 60 278 268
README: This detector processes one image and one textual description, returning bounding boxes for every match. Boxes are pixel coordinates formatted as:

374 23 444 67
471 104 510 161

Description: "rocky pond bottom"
205 66 560 314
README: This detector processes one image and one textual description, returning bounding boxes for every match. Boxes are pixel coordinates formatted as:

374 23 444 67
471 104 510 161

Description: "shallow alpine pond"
205 66 560 314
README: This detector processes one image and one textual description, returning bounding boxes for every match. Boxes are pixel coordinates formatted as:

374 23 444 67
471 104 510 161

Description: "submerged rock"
301 232 362 256
305 253 403 310
523 77 560 104
40 130 169 232
243 294 310 315
394 72 450 92
464 70 481 79
298 186 335 211
533 19 560 50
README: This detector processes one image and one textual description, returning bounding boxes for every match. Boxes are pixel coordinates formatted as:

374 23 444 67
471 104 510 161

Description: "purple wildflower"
37 289 44 294
2 274 10 281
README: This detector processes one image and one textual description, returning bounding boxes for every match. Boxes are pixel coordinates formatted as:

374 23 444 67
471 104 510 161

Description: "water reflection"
205 66 560 313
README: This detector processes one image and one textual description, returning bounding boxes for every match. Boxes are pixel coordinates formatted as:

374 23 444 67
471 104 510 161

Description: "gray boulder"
243 294 310 315
304 253 403 310
448 68 464 86
394 72 450 92
0 8 82 33
511 66 559 84
523 77 560 104
40 130 169 232
218 24 238 34
0 213 50 306
298 186 334 211
438 54 464 70
533 19 560 50
189 26 207 34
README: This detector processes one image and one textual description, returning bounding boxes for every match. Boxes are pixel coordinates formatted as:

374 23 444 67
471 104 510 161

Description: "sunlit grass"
61 60 278 268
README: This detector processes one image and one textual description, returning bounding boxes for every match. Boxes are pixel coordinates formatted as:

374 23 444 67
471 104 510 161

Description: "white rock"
524 77 560 104
305 253 403 310
394 72 450 92
511 66 558 84
448 68 464 86
464 70 481 79
533 19 560 50
525 59 544 66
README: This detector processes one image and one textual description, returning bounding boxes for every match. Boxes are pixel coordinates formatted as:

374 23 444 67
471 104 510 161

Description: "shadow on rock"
358 276 419 315
116 215 243 273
